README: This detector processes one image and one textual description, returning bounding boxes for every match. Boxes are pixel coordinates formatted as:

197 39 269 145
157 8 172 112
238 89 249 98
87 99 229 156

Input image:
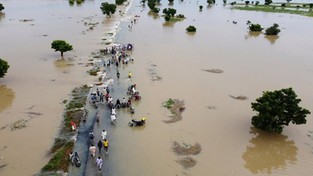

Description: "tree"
168 8 176 17
207 0 213 5
168 0 174 4
251 88 310 133
0 58 9 78
247 22 263 32
186 25 196 32
51 40 73 57
0 3 4 12
116 0 126 5
148 0 156 10
264 0 272 5
100 2 117 17
152 7 160 13
245 1 250 5
163 8 177 21
265 23 281 35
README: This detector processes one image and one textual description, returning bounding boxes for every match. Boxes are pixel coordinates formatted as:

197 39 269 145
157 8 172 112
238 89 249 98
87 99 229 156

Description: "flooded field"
1 0 313 175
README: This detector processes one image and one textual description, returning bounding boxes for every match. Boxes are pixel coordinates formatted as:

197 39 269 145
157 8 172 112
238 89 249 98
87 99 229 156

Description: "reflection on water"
245 31 262 39
242 128 297 174
0 85 15 113
265 35 279 44
54 58 75 73
0 12 5 21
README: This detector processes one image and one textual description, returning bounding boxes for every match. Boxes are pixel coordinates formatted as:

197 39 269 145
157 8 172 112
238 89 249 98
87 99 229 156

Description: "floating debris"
19 19 34 22
229 95 248 100
176 157 197 169
207 105 216 110
163 99 185 123
172 141 201 155
202 68 224 73
10 119 28 131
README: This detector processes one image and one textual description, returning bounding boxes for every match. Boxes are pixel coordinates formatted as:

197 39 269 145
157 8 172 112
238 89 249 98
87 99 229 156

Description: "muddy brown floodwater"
1 0 313 176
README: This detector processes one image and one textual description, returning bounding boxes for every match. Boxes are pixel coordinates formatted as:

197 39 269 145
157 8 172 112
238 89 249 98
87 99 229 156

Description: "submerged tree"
247 21 263 32
100 2 117 17
0 58 10 78
0 3 4 12
51 40 73 57
207 0 214 5
115 0 127 5
265 23 281 35
186 25 196 32
148 0 156 10
152 7 160 13
251 88 310 133
163 8 177 21
264 0 272 5
163 8 177 17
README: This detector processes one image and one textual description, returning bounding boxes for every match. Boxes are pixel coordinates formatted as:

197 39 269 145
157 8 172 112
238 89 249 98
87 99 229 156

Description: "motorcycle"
70 151 81 167
128 118 146 127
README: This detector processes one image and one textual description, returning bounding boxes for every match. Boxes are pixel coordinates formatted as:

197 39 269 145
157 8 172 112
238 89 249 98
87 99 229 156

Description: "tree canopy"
51 40 73 57
265 0 273 5
247 21 263 32
186 25 196 32
251 88 310 133
100 2 117 17
265 23 281 35
0 3 4 12
116 0 127 5
0 58 10 78
163 8 176 17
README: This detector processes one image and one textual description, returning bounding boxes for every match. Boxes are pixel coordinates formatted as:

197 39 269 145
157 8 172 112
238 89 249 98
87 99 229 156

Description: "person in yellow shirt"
103 139 109 153
128 71 132 78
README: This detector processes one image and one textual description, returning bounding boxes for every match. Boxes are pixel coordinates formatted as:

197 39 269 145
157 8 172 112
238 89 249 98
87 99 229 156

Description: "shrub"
264 0 272 5
248 23 263 32
265 23 281 35
152 7 160 13
115 0 126 5
0 58 10 78
186 25 196 32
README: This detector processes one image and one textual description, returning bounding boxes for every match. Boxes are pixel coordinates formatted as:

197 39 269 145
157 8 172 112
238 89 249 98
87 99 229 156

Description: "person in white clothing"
89 144 96 157
111 107 116 115
96 156 103 171
101 130 107 140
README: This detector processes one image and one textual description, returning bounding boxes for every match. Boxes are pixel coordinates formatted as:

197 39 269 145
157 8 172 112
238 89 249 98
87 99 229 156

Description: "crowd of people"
81 41 144 173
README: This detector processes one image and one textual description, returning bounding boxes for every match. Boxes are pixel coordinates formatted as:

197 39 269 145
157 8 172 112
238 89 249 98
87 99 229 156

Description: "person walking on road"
101 130 107 140
89 144 96 157
96 156 103 171
97 140 103 154
103 139 109 154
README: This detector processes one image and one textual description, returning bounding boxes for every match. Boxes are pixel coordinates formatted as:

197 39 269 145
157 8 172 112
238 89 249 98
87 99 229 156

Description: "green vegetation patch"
233 4 313 17
42 141 74 172
63 85 89 132
162 98 175 109
41 85 89 173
